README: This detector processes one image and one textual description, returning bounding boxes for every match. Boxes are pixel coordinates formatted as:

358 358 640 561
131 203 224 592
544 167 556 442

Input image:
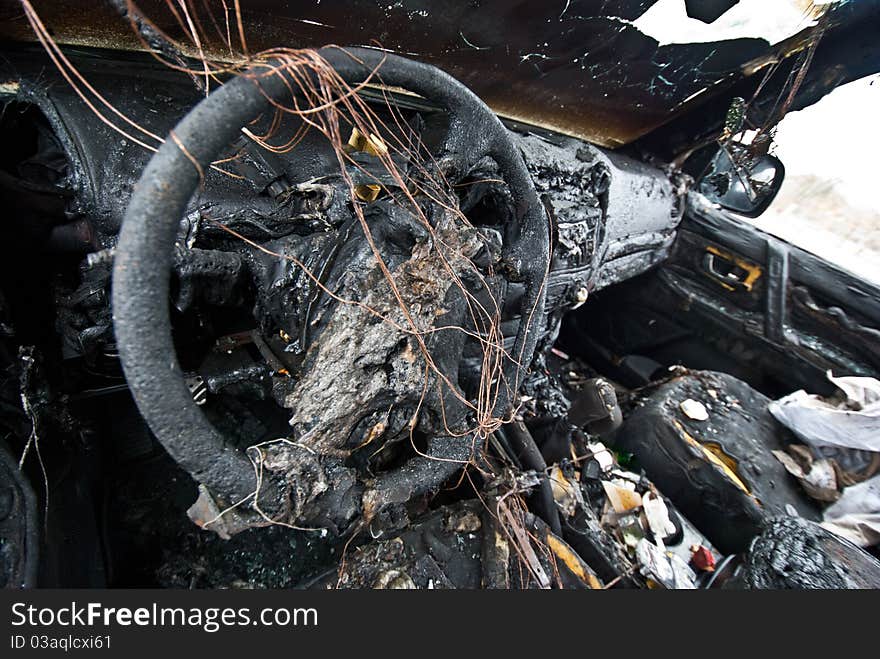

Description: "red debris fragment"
689 544 716 572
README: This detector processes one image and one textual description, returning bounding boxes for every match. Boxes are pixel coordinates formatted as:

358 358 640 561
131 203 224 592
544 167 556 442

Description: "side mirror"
698 145 785 218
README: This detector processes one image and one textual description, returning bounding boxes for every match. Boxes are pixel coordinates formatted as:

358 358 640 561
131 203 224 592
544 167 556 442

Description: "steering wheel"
112 47 549 519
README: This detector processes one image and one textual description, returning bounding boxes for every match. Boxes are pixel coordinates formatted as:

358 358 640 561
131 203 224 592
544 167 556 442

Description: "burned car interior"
1 0 879 590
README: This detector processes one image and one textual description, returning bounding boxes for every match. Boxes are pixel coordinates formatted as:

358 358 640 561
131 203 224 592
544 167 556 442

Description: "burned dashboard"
0 43 685 587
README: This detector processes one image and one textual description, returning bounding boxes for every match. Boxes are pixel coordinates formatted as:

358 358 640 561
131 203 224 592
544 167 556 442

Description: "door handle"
701 246 762 292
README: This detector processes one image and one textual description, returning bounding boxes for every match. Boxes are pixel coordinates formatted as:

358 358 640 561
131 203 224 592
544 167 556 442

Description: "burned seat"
612 370 820 554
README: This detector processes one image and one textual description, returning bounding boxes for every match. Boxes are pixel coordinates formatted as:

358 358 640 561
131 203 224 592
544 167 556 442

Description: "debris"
373 569 416 589
586 441 614 472
769 371 880 452
446 508 482 534
771 448 839 502
642 491 676 544
498 502 551 589
689 545 716 573
821 474 880 548
635 539 697 589
770 373 880 546
679 398 708 421
549 465 580 517
602 479 643 514
618 514 646 549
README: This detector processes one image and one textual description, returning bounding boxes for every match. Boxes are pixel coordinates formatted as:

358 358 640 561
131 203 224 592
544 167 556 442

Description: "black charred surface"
1 0 853 149
0 439 38 588
3 24 877 589
613 370 820 554
733 517 880 589
0 43 687 585
103 48 553 541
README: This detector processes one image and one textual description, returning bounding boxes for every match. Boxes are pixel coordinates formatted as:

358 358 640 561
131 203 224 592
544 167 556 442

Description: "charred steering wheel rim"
112 46 549 508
